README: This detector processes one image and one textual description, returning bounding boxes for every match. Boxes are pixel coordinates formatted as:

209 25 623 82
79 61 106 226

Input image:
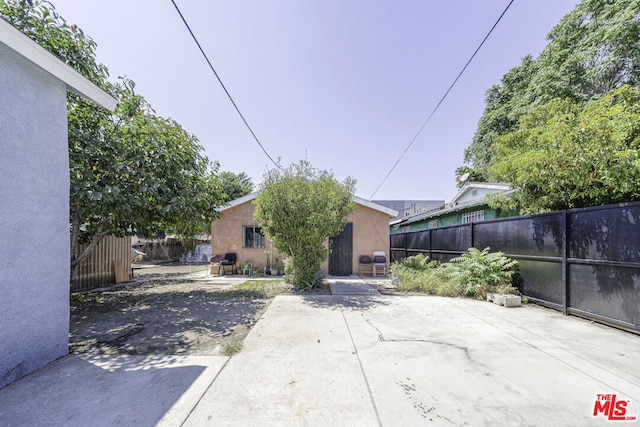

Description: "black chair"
220 253 237 275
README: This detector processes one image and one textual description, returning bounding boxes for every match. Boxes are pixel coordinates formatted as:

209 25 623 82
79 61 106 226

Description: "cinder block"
492 294 521 307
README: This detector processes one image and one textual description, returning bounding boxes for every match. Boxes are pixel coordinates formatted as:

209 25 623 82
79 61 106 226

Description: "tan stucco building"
211 193 398 276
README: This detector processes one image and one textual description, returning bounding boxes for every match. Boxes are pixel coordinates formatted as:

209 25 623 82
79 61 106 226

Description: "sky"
49 0 579 202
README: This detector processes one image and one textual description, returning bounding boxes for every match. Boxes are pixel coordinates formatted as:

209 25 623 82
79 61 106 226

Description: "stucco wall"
211 201 285 272
0 42 70 388
212 200 391 275
320 204 391 274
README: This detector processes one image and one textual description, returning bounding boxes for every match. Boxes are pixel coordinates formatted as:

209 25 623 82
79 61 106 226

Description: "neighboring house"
372 200 445 221
0 19 116 388
211 193 398 276
390 182 517 234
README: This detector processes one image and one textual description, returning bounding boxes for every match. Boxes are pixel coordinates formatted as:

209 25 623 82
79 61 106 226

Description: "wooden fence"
72 236 132 292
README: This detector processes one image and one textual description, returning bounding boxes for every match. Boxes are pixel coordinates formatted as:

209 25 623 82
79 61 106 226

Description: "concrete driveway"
1 292 639 426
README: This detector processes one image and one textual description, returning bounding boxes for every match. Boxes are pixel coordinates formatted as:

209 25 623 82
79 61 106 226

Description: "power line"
368 0 516 200
170 0 283 171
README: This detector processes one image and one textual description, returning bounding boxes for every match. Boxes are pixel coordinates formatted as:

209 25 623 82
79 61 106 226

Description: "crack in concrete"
365 318 496 379
366 319 472 358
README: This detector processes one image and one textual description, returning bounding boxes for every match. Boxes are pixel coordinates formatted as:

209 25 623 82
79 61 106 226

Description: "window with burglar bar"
243 226 265 248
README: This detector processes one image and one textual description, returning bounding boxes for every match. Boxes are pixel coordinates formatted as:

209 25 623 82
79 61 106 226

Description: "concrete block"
491 293 521 307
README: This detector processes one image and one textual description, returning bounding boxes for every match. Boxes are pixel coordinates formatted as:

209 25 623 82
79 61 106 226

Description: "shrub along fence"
390 201 640 334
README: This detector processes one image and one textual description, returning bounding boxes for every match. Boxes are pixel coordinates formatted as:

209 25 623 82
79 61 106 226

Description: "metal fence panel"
518 259 563 306
407 231 430 250
431 224 471 253
569 204 640 262
475 215 563 257
390 234 406 250
569 264 640 328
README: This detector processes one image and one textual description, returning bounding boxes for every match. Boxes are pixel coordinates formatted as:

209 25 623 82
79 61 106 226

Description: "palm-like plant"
438 247 518 298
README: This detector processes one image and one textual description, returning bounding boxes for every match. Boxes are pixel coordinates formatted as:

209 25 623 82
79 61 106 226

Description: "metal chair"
372 251 387 277
359 255 374 276
220 252 237 275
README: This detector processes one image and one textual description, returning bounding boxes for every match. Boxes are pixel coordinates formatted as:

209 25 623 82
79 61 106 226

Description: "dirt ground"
69 263 327 356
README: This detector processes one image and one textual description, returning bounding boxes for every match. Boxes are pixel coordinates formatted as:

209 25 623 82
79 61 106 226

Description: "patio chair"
220 252 237 275
372 251 387 277
359 255 374 276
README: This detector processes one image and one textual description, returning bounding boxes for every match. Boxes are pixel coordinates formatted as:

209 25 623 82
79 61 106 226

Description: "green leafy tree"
69 80 223 265
1 0 224 275
488 85 640 213
0 0 108 87
219 171 254 202
462 55 537 182
253 161 356 289
461 0 640 182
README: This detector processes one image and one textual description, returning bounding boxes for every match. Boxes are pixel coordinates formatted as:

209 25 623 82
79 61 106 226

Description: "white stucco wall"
0 41 70 387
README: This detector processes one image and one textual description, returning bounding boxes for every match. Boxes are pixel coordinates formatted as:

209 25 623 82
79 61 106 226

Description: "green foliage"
67 77 223 269
489 85 640 213
464 55 537 180
0 0 108 87
391 249 518 299
254 160 356 290
389 256 446 294
438 247 518 299
1 0 225 272
402 253 432 271
461 0 640 191
219 171 254 202
218 279 291 298
220 341 243 356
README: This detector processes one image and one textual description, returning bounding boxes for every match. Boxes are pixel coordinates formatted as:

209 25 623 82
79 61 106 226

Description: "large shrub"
254 160 355 290
438 247 518 299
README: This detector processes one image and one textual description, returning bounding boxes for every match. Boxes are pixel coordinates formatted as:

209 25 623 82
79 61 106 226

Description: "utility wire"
368 0 516 200
170 0 283 171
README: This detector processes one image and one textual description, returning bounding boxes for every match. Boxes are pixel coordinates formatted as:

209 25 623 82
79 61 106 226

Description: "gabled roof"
0 18 116 110
450 182 512 205
390 182 514 226
220 193 398 217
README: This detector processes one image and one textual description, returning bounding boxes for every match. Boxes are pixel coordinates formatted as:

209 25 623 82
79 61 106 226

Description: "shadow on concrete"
300 294 390 311
0 354 207 426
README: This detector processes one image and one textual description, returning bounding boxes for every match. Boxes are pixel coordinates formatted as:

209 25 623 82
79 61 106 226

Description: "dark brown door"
329 223 353 276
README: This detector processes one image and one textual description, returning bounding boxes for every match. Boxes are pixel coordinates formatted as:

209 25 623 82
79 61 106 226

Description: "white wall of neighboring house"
452 183 512 205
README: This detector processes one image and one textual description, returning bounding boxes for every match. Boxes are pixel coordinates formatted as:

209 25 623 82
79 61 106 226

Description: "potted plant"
241 261 252 276
271 257 279 276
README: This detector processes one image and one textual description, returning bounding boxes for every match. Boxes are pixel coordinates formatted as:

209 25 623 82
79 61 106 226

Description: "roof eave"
0 18 116 111
220 193 399 217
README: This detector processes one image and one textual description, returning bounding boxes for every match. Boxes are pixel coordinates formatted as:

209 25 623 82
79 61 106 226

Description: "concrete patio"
1 291 639 426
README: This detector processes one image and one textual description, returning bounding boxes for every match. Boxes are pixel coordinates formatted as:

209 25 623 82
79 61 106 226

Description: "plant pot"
270 269 278 276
